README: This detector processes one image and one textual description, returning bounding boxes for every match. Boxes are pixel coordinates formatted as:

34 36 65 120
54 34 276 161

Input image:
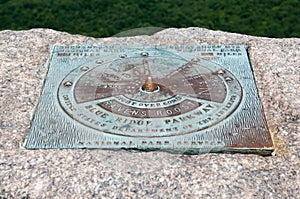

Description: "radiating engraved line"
166 61 192 78
77 96 116 106
143 59 151 76
182 95 223 107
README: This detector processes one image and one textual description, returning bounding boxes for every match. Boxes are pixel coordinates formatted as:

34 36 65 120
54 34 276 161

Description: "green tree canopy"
0 0 299 38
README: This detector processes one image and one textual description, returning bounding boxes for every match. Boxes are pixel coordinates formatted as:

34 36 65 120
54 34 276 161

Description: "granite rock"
0 28 299 198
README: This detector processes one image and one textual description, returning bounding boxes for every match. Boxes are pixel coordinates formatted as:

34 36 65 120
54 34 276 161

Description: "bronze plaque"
24 45 274 155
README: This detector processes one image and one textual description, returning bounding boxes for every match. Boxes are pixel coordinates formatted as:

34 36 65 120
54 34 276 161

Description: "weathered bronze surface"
24 45 274 154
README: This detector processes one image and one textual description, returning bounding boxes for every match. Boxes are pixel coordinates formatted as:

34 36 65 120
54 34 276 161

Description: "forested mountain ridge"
0 0 299 38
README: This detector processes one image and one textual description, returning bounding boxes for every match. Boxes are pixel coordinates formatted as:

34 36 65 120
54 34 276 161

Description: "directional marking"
25 45 274 155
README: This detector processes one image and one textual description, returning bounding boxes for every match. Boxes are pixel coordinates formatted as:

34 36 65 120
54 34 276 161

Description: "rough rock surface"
0 28 299 198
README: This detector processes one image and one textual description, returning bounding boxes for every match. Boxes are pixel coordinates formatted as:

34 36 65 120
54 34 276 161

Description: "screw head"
191 58 200 62
80 66 89 71
140 52 149 57
95 60 103 64
64 81 73 87
217 69 226 75
225 77 233 82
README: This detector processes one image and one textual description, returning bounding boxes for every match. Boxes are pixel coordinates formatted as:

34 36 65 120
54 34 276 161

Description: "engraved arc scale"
59 53 241 137
25 45 274 154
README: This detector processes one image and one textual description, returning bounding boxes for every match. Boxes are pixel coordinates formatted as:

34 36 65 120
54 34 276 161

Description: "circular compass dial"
58 51 242 137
